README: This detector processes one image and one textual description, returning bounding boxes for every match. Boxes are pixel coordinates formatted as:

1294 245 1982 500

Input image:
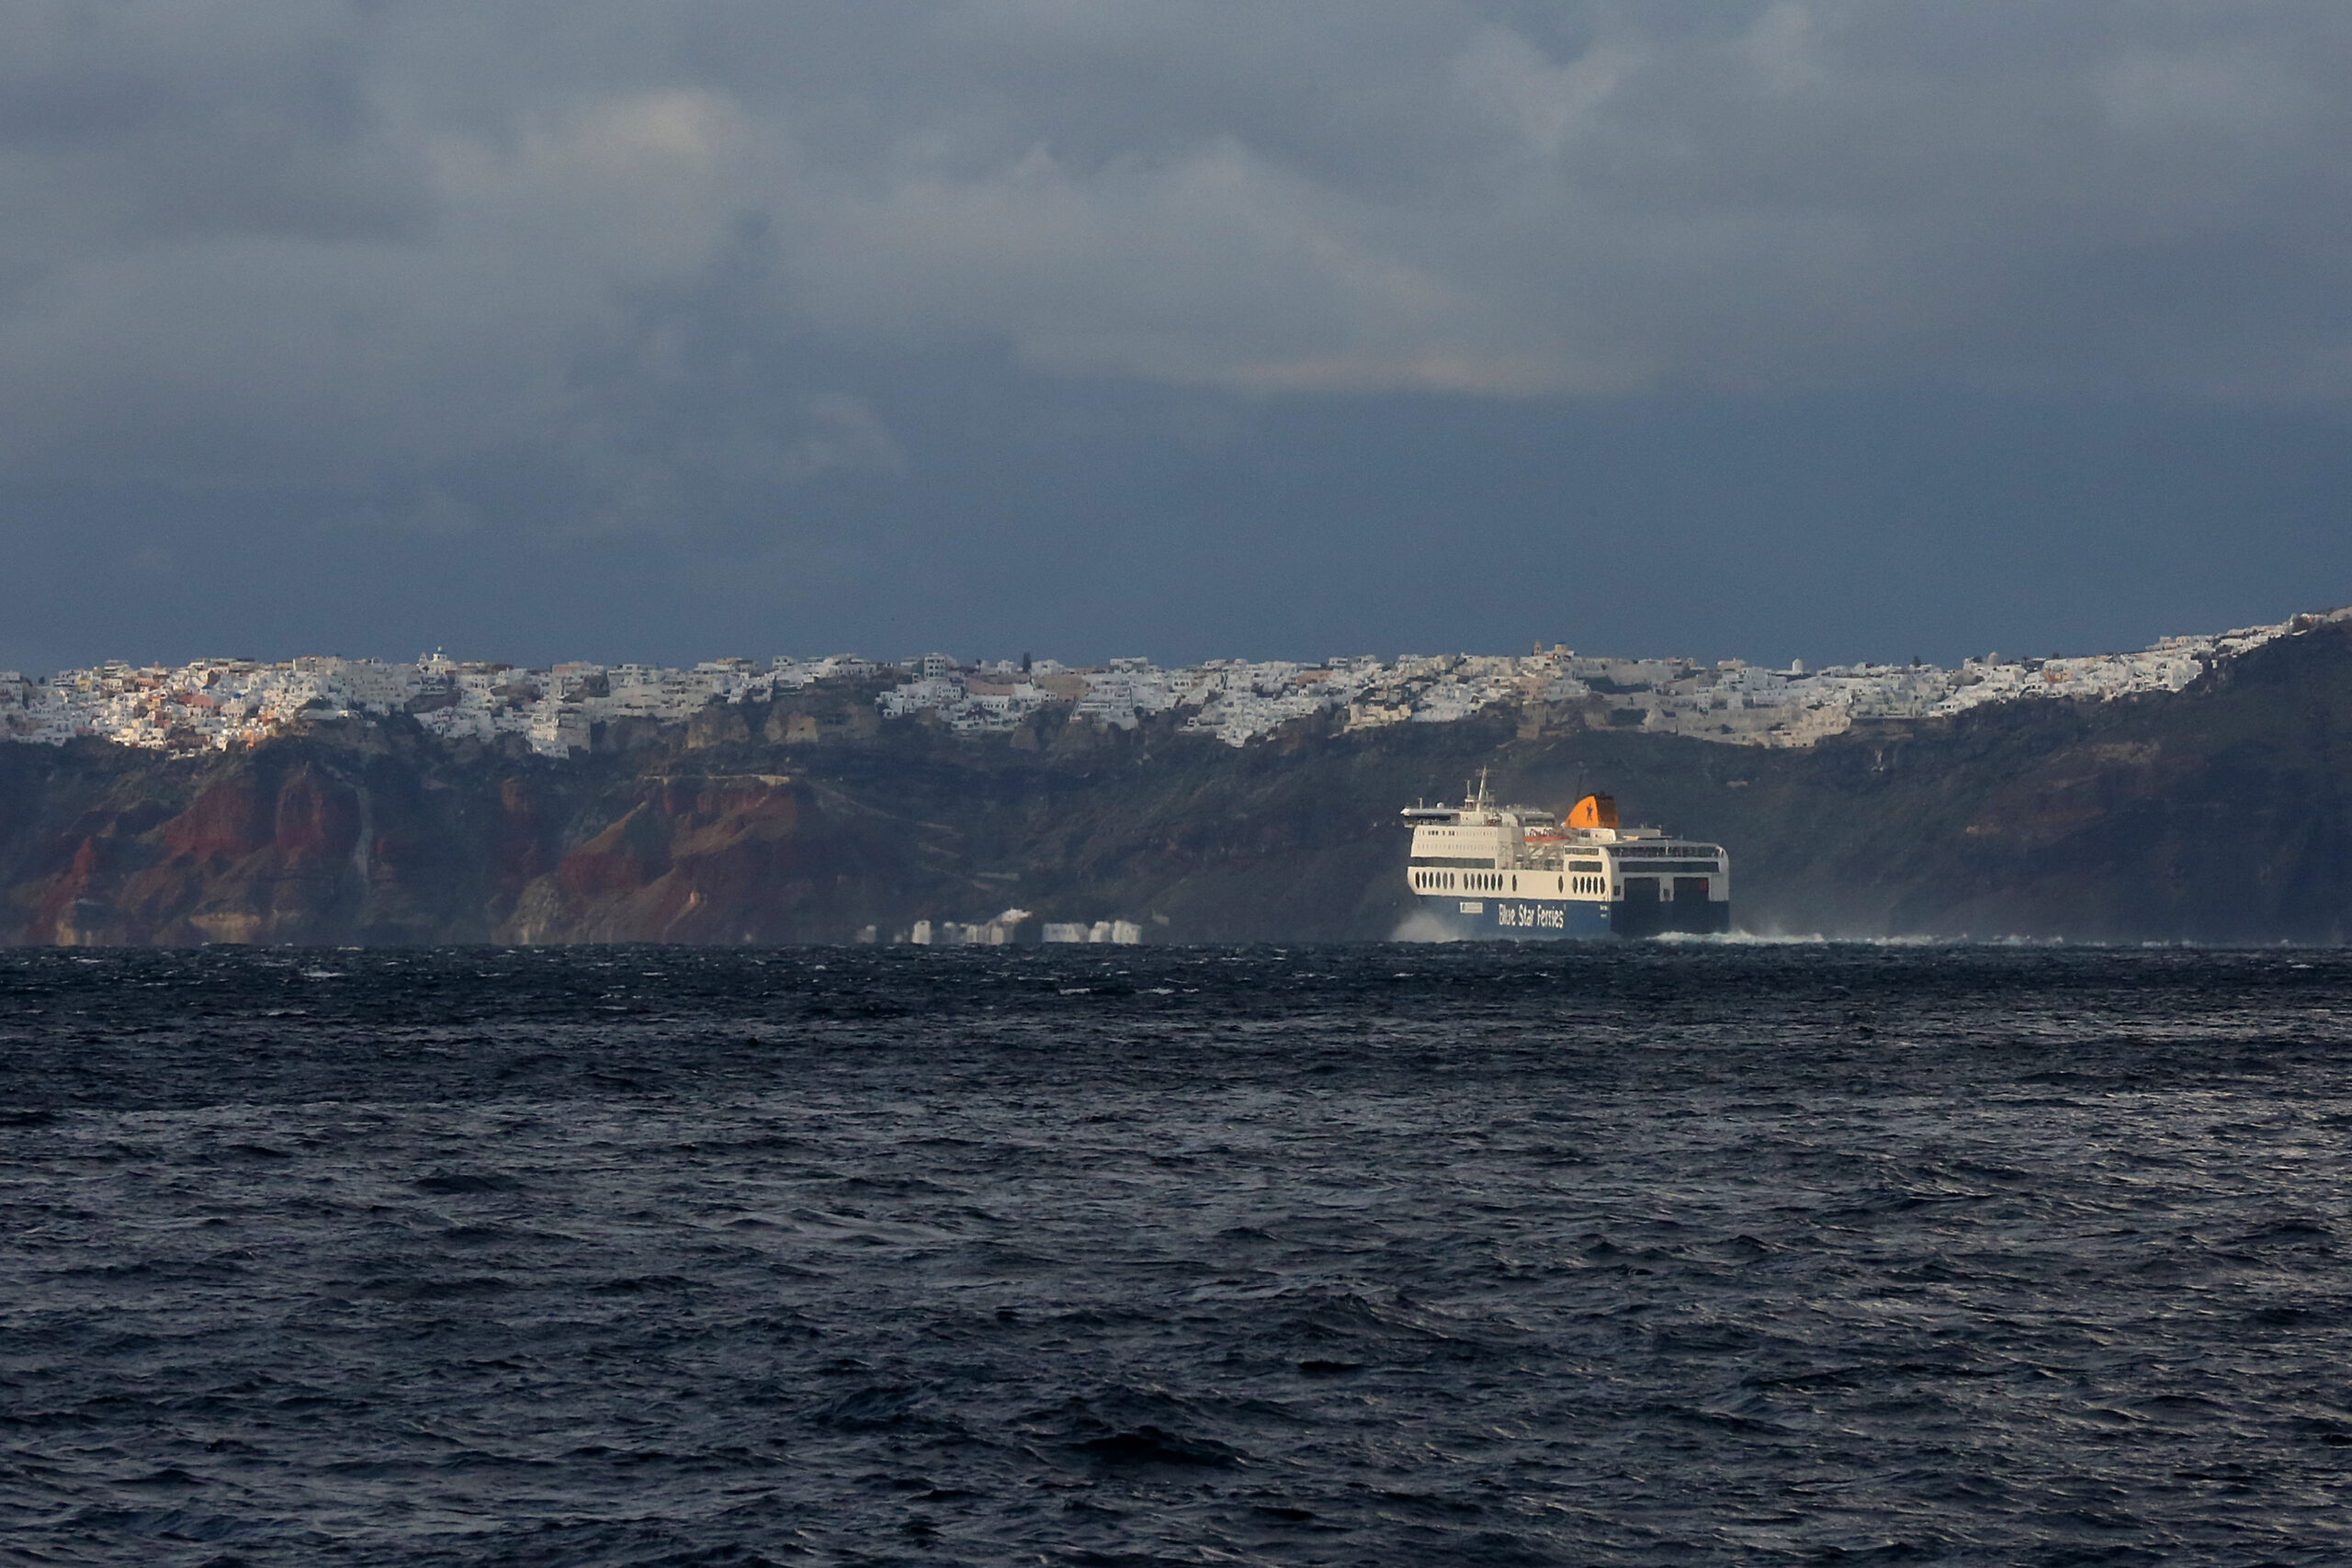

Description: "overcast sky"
3 0 2347 672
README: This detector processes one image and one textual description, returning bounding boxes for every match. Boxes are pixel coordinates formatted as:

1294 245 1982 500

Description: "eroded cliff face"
509 773 853 944
5 623 2352 946
13 755 349 946
0 738 947 947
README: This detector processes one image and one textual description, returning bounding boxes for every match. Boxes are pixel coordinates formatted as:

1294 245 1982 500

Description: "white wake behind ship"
1402 776 1731 940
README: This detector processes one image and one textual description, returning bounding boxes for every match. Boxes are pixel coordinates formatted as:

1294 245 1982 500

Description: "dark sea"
5 943 2351 1566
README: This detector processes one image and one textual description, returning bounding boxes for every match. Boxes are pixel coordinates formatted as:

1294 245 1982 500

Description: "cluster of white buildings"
3 610 2338 759
1585 614 2328 748
0 651 879 757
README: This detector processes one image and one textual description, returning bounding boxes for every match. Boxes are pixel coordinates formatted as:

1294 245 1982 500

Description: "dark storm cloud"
2 1 2348 670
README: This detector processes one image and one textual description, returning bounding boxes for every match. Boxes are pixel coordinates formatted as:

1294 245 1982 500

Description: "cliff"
6 620 2351 946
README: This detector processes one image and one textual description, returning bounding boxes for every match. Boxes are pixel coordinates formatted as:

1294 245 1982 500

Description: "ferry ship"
1402 776 1731 939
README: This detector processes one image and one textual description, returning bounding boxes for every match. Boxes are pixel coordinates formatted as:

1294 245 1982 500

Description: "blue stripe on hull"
1415 894 1615 941
1411 894 1734 940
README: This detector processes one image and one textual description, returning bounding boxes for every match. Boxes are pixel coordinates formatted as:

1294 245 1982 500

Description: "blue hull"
1412 893 1731 941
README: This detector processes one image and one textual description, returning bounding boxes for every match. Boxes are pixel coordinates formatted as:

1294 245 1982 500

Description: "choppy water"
4 943 2351 1565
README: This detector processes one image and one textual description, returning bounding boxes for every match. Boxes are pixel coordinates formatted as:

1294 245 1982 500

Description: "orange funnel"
1567 793 1618 829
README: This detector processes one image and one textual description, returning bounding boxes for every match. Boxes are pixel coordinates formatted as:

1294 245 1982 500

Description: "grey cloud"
0 1 428 250
3 1 2350 674
3 0 2345 484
